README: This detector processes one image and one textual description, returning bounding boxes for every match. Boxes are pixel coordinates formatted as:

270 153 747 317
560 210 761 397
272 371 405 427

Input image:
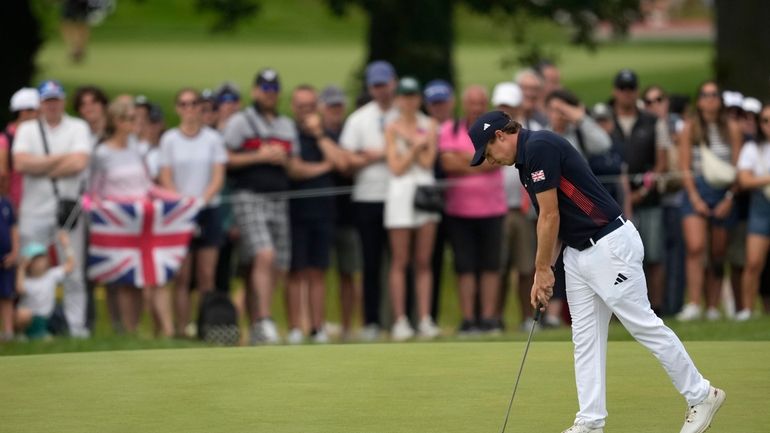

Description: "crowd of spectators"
1 60 769 344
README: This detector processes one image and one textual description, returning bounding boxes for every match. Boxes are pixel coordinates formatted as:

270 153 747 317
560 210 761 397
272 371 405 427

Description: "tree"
714 0 770 99
0 1 43 124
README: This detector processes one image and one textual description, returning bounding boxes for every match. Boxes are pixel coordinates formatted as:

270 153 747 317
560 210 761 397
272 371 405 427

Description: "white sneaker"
391 316 414 342
311 330 329 344
69 327 91 339
676 303 702 321
705 307 721 322
287 328 304 345
417 316 441 339
561 424 603 433
260 318 280 344
358 324 380 342
680 386 726 433
734 309 751 322
519 317 539 333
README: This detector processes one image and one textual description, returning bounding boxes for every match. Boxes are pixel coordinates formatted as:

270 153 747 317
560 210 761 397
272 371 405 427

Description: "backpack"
197 292 240 345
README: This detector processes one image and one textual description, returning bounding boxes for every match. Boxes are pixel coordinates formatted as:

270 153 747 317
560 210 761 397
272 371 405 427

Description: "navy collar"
514 128 531 167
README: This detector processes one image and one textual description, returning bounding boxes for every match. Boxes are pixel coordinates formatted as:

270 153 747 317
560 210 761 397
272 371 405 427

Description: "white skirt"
384 170 441 229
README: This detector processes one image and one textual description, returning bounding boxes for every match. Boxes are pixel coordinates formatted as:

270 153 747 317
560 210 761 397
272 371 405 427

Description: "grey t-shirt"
159 126 228 206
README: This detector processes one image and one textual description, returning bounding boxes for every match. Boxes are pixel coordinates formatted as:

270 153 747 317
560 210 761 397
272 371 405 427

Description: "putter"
498 304 543 433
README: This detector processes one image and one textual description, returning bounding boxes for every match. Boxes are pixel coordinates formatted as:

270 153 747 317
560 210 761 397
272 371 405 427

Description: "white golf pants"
563 221 710 429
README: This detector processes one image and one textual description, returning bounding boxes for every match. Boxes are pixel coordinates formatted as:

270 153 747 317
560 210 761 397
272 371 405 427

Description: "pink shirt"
0 123 22 210
439 120 506 218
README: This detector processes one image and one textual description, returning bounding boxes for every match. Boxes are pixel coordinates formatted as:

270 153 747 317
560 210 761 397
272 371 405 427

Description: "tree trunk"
714 0 770 99
364 0 455 90
0 1 43 124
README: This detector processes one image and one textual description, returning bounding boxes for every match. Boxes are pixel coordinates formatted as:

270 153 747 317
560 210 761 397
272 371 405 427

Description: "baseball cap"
147 103 164 123
10 87 40 112
723 91 744 109
134 94 151 108
319 85 346 106
365 60 396 86
468 111 512 167
200 88 215 102
423 79 453 104
38 80 65 100
742 97 761 114
216 82 241 104
255 68 281 92
491 82 523 108
22 243 48 259
397 77 421 95
591 102 613 120
613 69 638 90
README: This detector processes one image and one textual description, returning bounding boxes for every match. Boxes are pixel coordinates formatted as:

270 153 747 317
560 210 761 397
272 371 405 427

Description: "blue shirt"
515 129 622 249
0 198 16 255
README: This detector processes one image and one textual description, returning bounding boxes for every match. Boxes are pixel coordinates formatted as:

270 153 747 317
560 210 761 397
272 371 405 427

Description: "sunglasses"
176 100 200 108
260 83 280 93
617 85 637 92
644 96 665 105
120 114 136 122
699 91 720 99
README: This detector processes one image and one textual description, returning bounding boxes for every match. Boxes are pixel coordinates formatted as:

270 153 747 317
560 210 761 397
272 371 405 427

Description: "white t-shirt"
13 116 92 219
339 101 399 202
737 140 770 176
159 127 227 206
19 266 67 317
90 140 152 200
137 140 161 180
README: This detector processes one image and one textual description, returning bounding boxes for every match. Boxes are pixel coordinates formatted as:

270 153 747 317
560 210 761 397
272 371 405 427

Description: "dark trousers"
354 202 387 327
215 234 236 293
664 204 686 315
430 214 447 320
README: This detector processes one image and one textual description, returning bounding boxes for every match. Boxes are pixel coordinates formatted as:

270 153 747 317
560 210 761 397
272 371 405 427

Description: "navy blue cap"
468 111 511 167
365 60 396 86
423 79 453 103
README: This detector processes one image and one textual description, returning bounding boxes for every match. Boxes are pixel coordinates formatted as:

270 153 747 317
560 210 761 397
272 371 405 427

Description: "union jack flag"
87 197 201 288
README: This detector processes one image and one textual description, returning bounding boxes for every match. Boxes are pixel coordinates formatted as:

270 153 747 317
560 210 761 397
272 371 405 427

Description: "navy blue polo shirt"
515 129 622 249
0 198 15 256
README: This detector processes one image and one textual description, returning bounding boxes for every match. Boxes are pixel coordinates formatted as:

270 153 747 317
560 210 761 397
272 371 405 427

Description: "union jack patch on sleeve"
531 170 546 182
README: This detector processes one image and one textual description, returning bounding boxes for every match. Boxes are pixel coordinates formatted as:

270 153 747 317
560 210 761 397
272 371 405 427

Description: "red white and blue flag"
87 197 201 288
531 170 546 182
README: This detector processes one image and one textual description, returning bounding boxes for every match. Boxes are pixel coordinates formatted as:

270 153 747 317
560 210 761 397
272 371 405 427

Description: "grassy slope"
1 341 768 432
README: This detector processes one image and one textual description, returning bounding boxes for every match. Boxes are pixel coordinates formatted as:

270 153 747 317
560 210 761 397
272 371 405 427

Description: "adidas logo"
613 273 628 285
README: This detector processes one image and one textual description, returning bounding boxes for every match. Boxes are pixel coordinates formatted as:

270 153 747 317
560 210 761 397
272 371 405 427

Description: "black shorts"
62 0 90 21
290 219 334 271
446 215 504 274
192 207 224 249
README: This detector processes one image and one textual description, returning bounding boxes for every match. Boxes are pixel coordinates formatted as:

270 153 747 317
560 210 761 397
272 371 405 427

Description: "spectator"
319 85 361 340
73 85 109 144
384 77 441 341
423 79 455 124
676 81 742 321
139 103 165 181
286 85 340 344
515 68 548 128
199 89 218 129
14 232 75 340
642 85 687 315
423 79 455 322
610 69 669 316
223 68 298 344
158 88 227 337
439 85 507 334
591 102 633 215
741 97 762 141
736 102 770 321
215 82 242 133
0 191 18 341
2 88 40 210
13 80 92 338
339 60 399 340
536 60 562 99
491 82 537 331
90 97 173 336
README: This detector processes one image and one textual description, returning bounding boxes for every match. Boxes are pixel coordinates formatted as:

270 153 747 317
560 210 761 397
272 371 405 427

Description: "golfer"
468 111 724 433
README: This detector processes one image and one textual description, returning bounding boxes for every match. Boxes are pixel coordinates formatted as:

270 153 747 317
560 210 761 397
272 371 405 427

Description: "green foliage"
195 0 261 31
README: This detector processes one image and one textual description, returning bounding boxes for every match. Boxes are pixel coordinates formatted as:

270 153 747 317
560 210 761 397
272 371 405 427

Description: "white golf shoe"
676 303 702 321
560 424 603 433
680 386 725 433
391 316 415 341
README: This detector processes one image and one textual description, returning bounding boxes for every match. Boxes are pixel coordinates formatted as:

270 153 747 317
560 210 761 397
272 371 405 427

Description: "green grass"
1 341 768 432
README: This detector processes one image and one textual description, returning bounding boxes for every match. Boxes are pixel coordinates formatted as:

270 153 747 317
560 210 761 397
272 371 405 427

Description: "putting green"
2 341 768 432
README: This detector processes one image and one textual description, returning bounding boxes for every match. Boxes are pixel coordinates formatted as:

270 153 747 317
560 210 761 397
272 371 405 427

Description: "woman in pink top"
439 85 507 335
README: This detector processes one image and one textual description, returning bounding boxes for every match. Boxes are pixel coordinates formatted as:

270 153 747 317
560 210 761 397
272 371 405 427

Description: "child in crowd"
0 195 19 341
14 232 75 340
